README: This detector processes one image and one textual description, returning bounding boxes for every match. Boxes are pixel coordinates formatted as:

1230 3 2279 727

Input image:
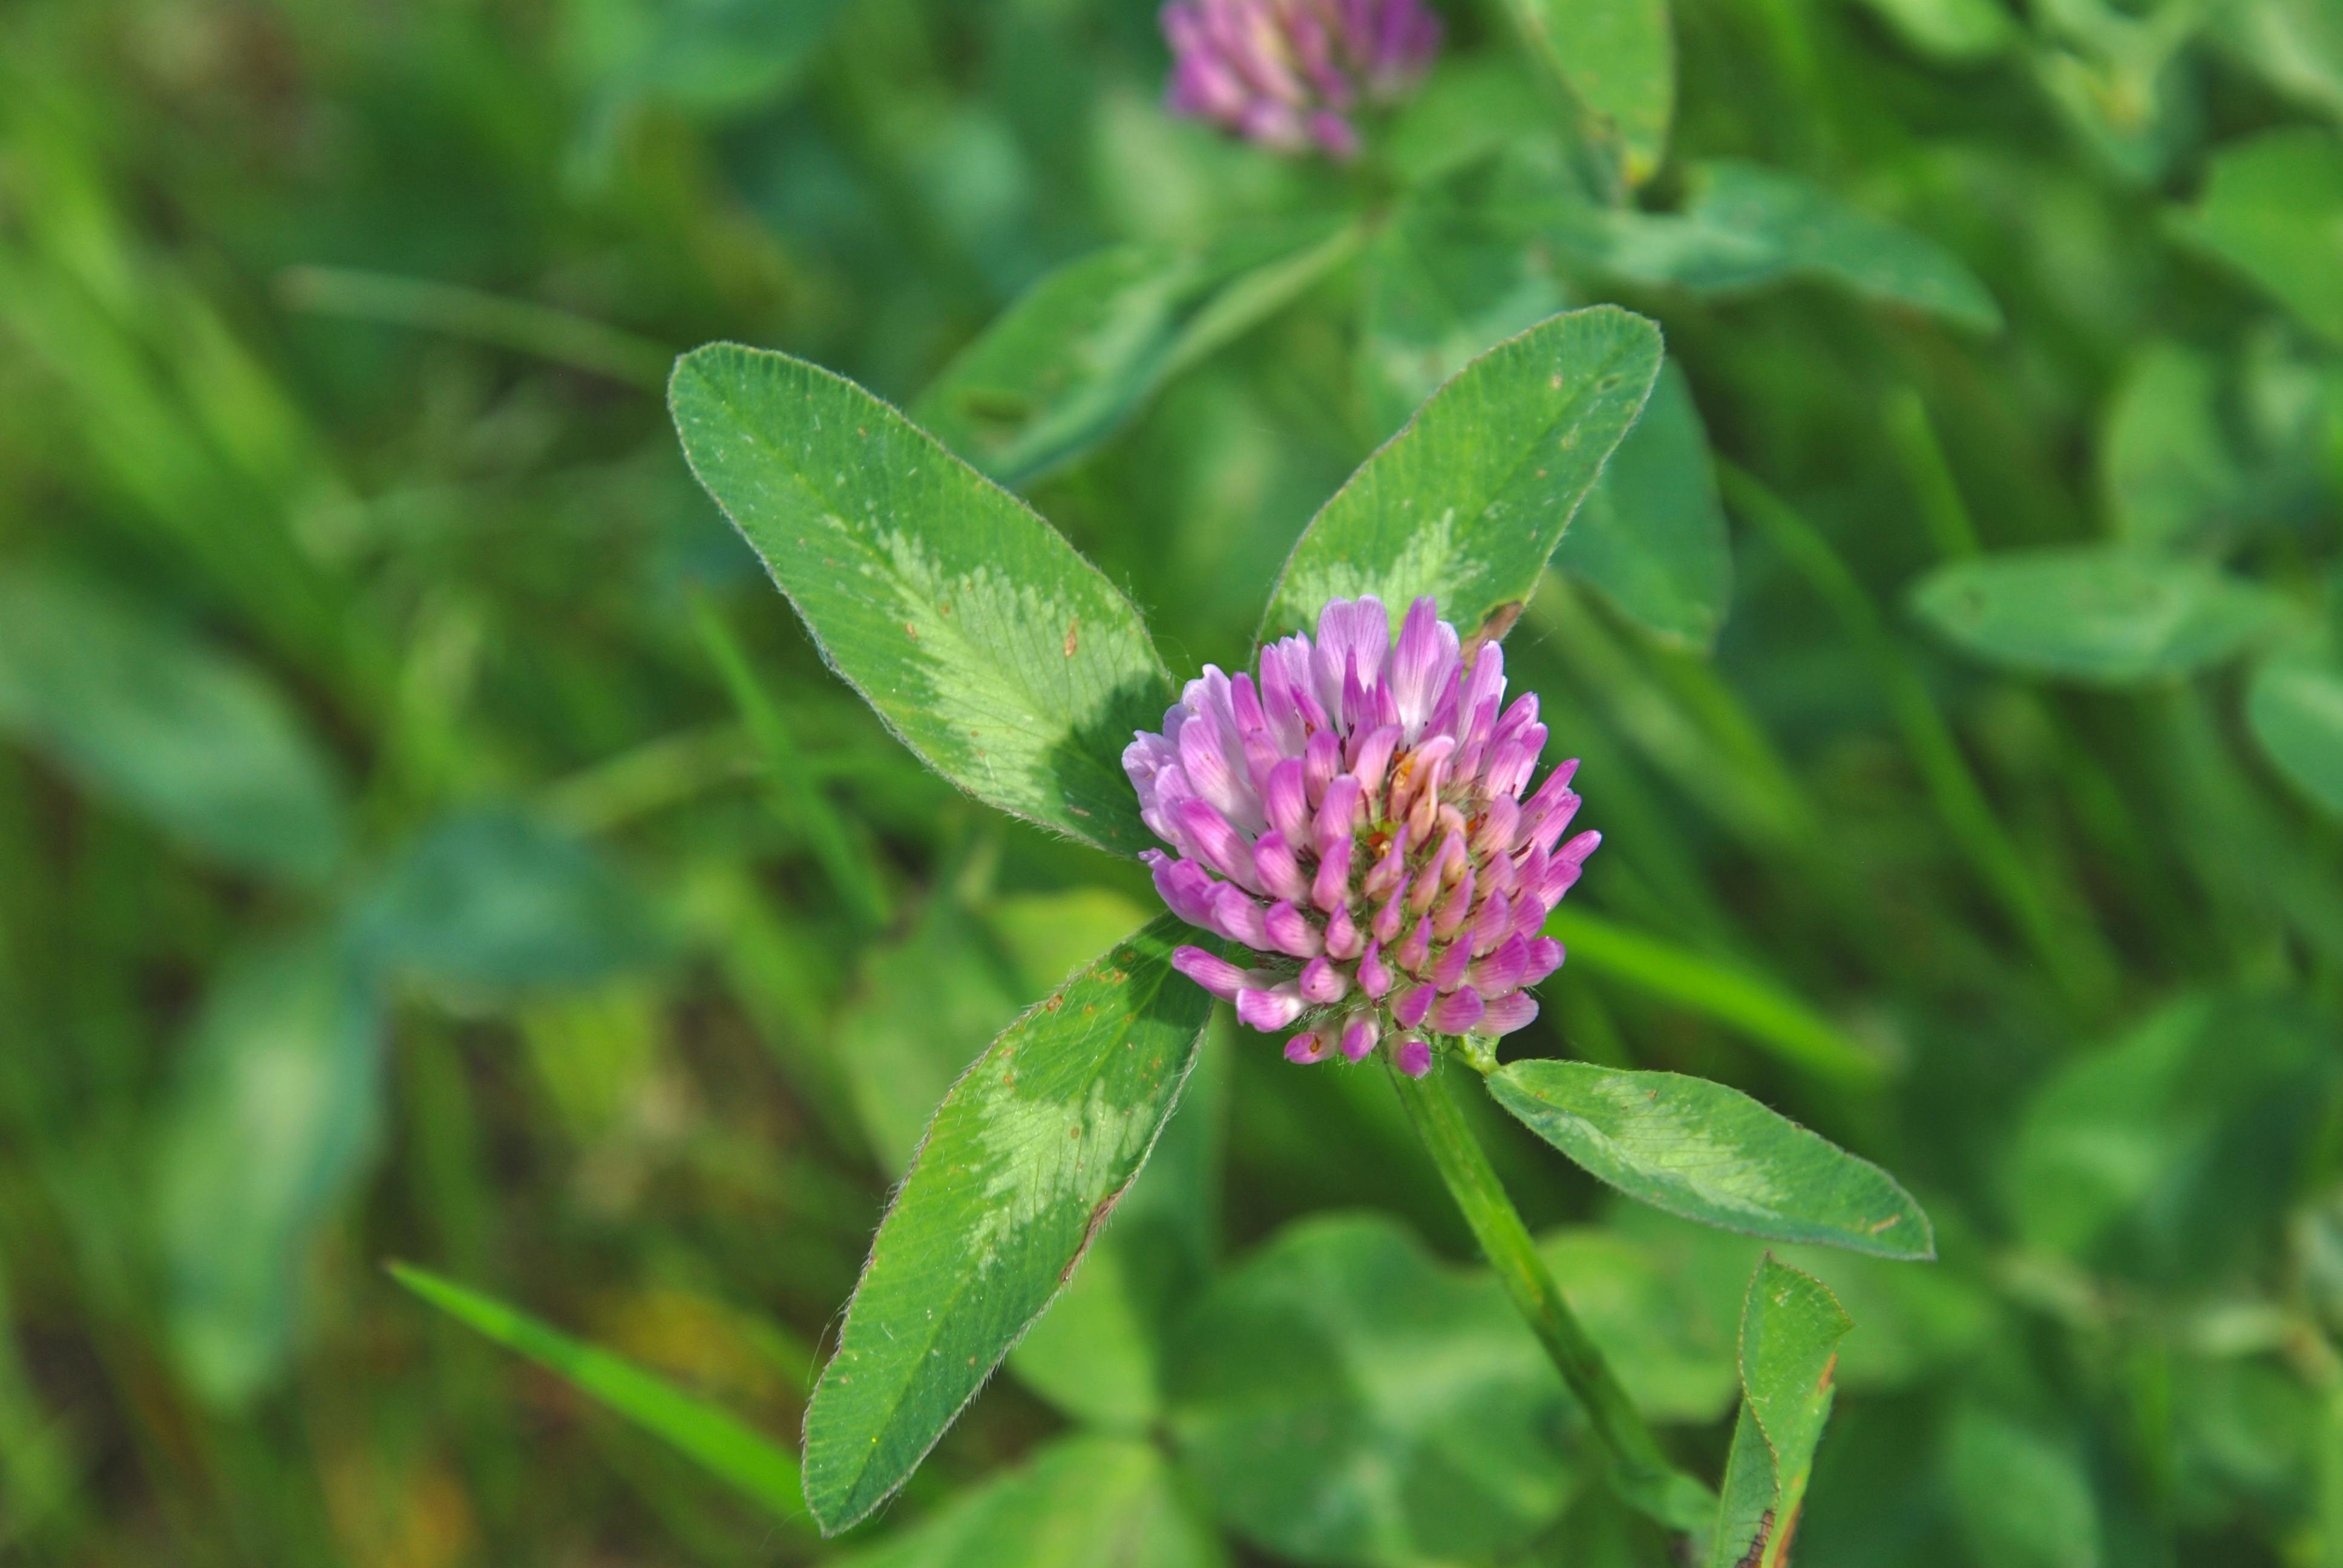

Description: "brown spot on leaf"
1734 1508 1775 1568
905 622 919 640
1061 1191 1124 1282
1064 618 1079 658
1462 601 1522 666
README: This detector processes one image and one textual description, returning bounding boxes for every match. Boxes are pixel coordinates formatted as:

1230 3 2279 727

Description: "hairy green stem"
1385 1053 1715 1532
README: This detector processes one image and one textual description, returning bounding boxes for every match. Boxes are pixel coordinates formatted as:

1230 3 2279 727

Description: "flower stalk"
1384 1047 1716 1533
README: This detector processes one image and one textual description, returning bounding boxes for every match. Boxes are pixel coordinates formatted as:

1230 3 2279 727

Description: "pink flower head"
1159 0 1443 159
1133 595 1595 1077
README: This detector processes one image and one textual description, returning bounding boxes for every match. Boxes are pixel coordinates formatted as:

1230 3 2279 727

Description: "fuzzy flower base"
1127 596 1595 1077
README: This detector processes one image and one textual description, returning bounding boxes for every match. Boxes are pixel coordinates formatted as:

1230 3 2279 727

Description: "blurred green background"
2 0 2341 1563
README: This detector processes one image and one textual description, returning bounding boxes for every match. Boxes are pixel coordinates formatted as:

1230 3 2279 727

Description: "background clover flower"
1128 595 1596 1077
1159 0 1443 158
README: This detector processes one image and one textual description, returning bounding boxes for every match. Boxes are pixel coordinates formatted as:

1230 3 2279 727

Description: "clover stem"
1384 1048 1715 1533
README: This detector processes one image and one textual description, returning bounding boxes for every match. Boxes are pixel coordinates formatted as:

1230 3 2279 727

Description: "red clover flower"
1159 0 1443 159
1128 596 1596 1077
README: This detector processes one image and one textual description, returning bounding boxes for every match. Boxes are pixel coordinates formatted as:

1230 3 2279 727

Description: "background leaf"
1910 546 2289 684
1488 1061 1934 1258
1165 1212 1581 1567
834 1436 1224 1568
1263 305 1662 639
390 1263 807 1523
1708 1256 1853 1568
2247 656 2343 815
671 344 1174 855
801 914 1212 1533
153 936 382 1405
2171 129 2343 347
1509 0 1676 186
0 569 345 884
1942 1403 2102 1568
1554 360 1734 648
1542 162 2002 331
1845 0 2015 62
2010 993 2338 1284
1357 202 1568 440
350 810 663 1004
915 224 1359 488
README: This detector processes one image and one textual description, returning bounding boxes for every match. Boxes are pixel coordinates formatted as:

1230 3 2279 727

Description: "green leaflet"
1262 305 1663 641
1543 160 2002 332
1909 546 2290 684
2170 129 2343 348
154 936 383 1406
0 569 346 884
1555 360 1734 650
914 246 1205 487
1166 1212 1581 1567
670 344 1174 856
834 1435 1225 1568
1506 0 1676 186
2248 657 2343 817
800 914 1213 1533
388 1264 807 1524
1487 1062 1933 1259
1008 996 1227 1431
1357 203 1567 440
1708 1258 1853 1568
914 223 1360 489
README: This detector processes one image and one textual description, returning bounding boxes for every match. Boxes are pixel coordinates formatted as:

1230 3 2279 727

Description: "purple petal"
1340 1014 1380 1062
1314 774 1362 847
1286 1029 1332 1064
1472 798 1519 858
1254 830 1311 903
1299 955 1350 1003
1325 900 1365 958
1178 797 1262 893
1358 940 1394 998
1264 898 1325 958
1264 757 1310 843
1470 889 1513 956
1481 990 1539 1034
1211 883 1272 949
1432 863 1475 938
1173 944 1254 1000
1237 982 1306 1031
1524 936 1566 985
1392 983 1436 1028
1467 933 1529 995
1312 834 1354 913
1145 851 1222 928
1348 723 1402 797
1484 722 1547 800
1389 597 1460 742
1432 935 1472 989
1303 728 1342 806
1396 1036 1434 1077
1394 915 1432 972
1362 822 1410 901
1429 987 1485 1034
